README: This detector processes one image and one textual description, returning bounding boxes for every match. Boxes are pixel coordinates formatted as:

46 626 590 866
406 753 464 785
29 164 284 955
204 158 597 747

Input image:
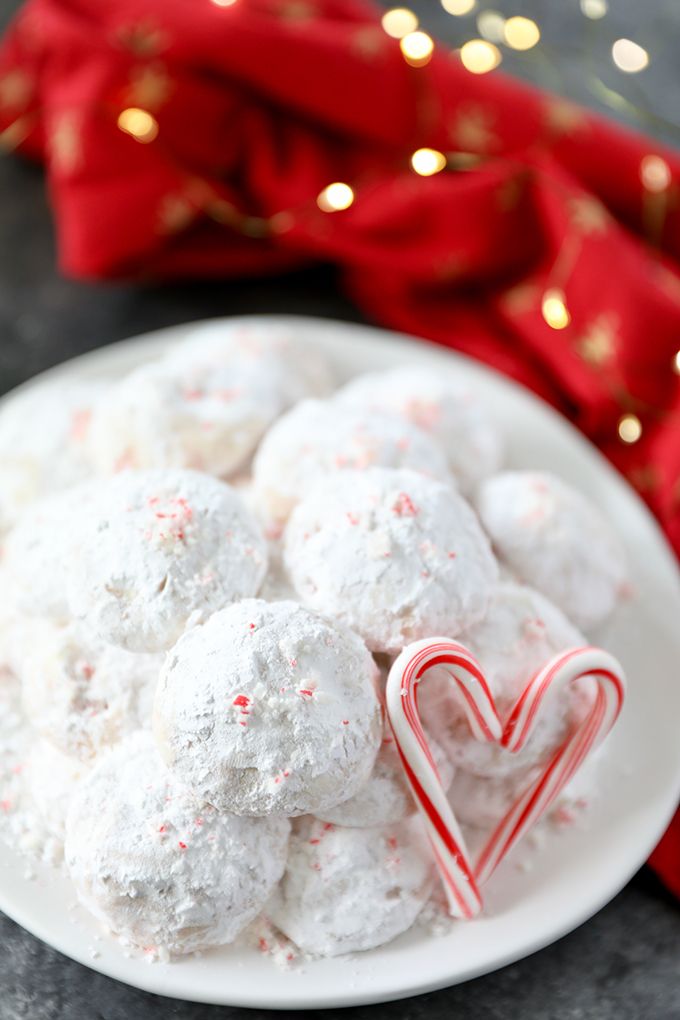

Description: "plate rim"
1 313 680 1009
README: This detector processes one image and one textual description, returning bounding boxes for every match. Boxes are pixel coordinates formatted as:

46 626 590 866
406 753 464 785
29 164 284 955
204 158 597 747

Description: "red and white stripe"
474 645 626 884
386 639 626 919
386 638 502 920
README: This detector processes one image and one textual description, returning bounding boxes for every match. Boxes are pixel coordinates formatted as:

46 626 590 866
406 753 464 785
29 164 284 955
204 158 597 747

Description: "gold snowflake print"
574 312 619 366
0 69 33 111
48 111 83 173
450 103 499 154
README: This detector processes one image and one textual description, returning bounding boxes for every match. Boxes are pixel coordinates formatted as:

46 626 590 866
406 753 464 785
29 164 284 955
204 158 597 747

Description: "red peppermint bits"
232 694 250 709
393 492 418 517
178 841 187 850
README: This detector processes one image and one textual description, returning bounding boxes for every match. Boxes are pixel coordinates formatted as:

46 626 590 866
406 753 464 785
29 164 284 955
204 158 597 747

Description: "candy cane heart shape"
474 645 626 885
386 638 503 920
386 639 626 920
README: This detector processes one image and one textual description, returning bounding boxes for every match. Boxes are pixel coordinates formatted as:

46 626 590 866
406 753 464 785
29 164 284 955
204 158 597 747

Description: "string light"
400 31 435 66
640 155 672 193
612 39 649 73
411 148 448 176
617 414 642 444
580 0 607 17
459 39 501 74
476 11 506 43
504 16 541 51
541 289 571 330
117 107 158 143
673 351 680 375
441 0 476 13
317 182 355 212
381 8 418 38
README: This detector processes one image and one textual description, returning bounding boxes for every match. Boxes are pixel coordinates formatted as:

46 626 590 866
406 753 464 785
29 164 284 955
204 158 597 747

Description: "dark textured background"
1 0 679 1016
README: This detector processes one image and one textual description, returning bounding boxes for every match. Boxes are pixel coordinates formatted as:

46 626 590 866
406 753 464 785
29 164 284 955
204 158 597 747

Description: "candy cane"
387 639 626 918
386 638 503 920
474 646 626 884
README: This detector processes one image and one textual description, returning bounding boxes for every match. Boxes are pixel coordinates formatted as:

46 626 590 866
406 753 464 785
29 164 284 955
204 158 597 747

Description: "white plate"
2 315 680 1009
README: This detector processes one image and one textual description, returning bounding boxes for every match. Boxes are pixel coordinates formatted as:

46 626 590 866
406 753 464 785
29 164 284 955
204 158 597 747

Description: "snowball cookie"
89 321 332 478
269 816 434 956
252 399 449 523
65 733 290 955
25 739 88 840
284 468 498 653
154 599 381 817
4 483 99 619
476 472 627 630
22 618 162 761
316 722 454 828
65 469 267 653
0 380 100 533
449 748 603 829
336 365 502 494
420 582 590 781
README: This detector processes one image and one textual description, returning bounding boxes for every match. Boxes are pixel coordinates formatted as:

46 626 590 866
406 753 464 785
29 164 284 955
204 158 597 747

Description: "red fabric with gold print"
0 0 679 890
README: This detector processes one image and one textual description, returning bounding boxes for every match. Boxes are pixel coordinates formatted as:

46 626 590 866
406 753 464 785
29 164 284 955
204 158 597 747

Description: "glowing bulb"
580 0 607 17
673 350 680 375
640 155 672 193
612 39 649 73
504 16 541 50
381 8 418 38
617 414 642 444
210 0 238 5
441 0 476 13
459 39 501 74
541 289 571 330
477 11 505 43
117 107 159 143
411 148 448 176
317 182 355 212
400 30 435 66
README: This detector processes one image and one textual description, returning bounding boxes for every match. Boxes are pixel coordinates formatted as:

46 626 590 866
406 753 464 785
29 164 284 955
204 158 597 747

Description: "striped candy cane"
386 640 626 918
474 645 626 884
386 638 503 920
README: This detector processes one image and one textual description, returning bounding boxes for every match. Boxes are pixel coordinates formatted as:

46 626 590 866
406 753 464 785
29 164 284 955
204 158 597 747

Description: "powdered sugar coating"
449 752 602 829
65 733 290 955
21 618 162 761
4 484 98 619
476 471 627 630
316 721 454 828
336 366 503 494
420 582 589 780
284 468 498 653
0 381 100 532
154 599 382 816
25 739 88 840
89 322 332 477
252 399 449 523
65 470 267 653
269 816 434 956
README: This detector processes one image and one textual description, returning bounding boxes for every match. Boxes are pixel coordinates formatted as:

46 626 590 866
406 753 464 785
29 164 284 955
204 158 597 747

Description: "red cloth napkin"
1 0 679 893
